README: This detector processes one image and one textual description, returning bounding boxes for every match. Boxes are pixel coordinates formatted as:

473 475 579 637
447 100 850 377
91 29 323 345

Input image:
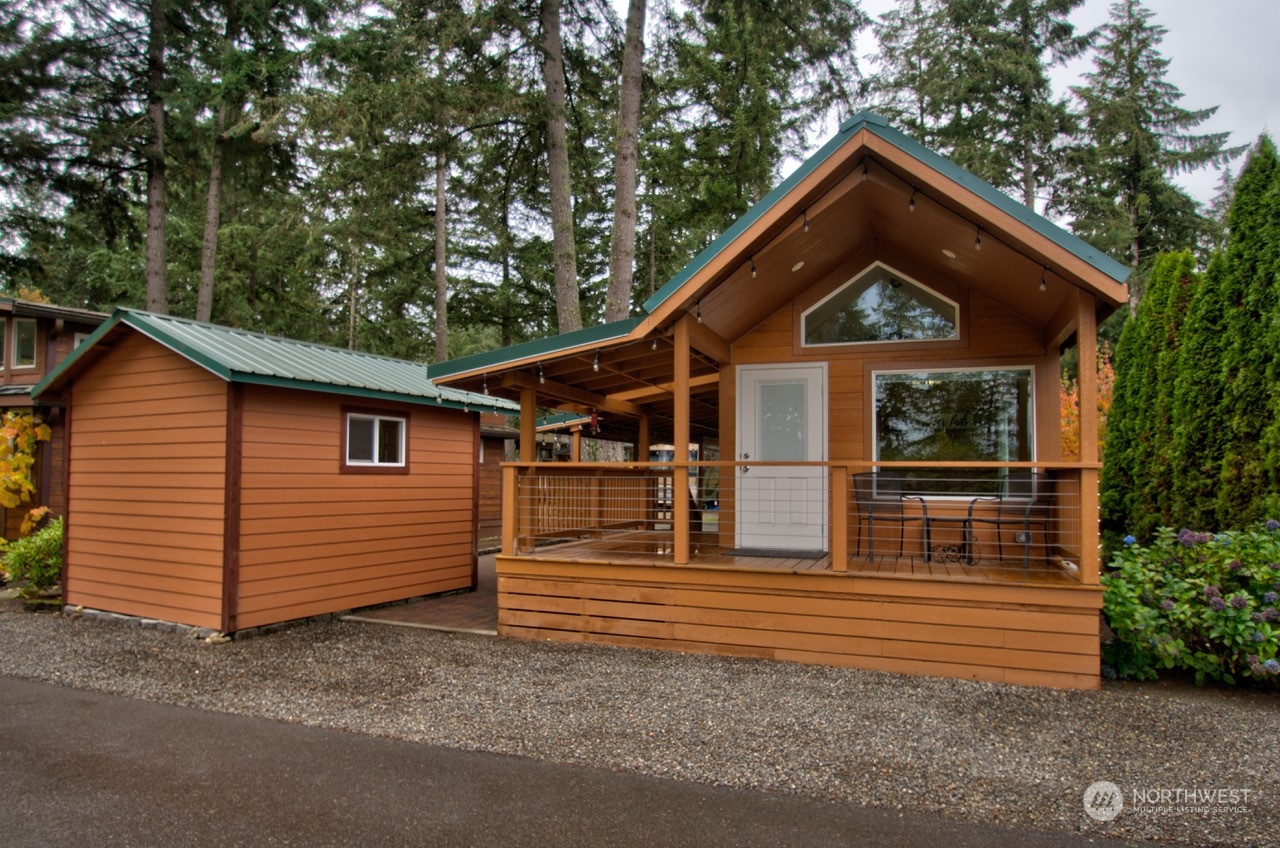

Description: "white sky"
847 0 1279 206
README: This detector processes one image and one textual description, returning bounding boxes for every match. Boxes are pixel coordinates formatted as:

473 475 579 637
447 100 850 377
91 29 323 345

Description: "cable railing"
500 461 1099 585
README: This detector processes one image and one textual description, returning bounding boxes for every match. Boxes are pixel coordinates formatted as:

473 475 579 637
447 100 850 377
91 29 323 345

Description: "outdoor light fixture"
651 338 659 350
696 302 703 323
862 159 869 181
592 352 600 372
974 227 982 251
750 256 757 278
1039 267 1048 292
538 362 545 384
803 209 810 233
908 189 917 212
482 373 488 395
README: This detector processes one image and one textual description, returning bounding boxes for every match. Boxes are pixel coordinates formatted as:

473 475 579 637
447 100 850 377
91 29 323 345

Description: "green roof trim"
642 112 1128 315
426 316 644 380
33 308 517 414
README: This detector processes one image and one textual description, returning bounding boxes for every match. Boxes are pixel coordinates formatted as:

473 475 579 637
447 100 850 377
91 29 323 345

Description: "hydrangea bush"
1101 521 1280 685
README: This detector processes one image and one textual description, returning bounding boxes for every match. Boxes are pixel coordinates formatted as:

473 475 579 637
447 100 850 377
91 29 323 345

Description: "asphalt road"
0 676 1138 847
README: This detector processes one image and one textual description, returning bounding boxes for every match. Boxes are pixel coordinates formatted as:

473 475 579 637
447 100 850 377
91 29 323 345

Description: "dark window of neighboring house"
13 318 37 368
0 321 6 368
344 412 406 471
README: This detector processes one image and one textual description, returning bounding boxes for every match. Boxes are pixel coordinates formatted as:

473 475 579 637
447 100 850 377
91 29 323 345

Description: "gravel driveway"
1 605 1275 846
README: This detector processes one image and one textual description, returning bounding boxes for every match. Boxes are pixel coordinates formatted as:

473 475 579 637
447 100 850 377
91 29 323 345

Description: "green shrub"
1102 521 1280 685
3 517 63 597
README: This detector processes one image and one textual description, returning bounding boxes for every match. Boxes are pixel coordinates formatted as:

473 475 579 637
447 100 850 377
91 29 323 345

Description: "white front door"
735 363 827 552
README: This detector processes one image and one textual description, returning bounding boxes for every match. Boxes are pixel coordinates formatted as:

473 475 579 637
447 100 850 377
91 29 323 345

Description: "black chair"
967 471 1055 571
853 471 929 562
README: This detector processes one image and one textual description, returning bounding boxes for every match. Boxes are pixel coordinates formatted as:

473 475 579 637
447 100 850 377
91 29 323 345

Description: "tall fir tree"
1058 0 1240 310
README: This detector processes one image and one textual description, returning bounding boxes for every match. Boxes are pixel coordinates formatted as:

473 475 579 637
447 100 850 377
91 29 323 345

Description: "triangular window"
802 264 958 346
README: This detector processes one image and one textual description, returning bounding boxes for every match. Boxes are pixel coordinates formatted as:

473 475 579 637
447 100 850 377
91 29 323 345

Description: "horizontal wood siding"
64 334 227 629
497 557 1102 689
235 387 476 628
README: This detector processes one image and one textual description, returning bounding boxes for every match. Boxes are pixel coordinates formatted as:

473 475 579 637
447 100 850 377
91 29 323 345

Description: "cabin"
33 309 517 634
0 297 108 538
429 114 1129 690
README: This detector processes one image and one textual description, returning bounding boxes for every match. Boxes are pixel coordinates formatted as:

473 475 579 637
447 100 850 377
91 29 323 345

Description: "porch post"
501 465 518 555
1077 292 1100 586
830 464 848 572
571 424 582 462
519 385 537 462
673 317 691 564
636 413 650 461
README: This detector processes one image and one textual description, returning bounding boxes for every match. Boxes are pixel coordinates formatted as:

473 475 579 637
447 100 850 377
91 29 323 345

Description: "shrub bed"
1102 521 1280 685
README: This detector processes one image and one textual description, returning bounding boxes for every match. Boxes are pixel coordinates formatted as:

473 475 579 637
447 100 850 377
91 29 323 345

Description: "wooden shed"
430 113 1130 690
34 309 516 634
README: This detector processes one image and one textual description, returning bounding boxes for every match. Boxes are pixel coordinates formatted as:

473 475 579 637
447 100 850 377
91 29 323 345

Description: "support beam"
685 320 731 365
610 372 719 404
1076 291 1100 587
673 317 691 564
1043 289 1082 351
519 386 537 462
501 371 642 418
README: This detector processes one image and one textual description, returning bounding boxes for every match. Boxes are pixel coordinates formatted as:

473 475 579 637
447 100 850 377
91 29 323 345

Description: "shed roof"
33 308 517 414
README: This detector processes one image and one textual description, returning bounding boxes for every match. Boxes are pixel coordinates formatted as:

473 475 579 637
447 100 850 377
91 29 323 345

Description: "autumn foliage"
1060 343 1114 462
0 411 52 535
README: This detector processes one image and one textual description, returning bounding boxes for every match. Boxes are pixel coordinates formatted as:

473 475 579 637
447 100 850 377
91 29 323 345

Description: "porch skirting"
496 556 1102 690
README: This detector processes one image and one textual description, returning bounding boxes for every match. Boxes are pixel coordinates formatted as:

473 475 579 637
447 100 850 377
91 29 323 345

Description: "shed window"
345 413 405 468
12 318 36 368
803 263 957 346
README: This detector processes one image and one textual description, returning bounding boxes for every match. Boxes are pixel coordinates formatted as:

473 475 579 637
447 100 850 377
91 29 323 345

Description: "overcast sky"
844 0 1277 206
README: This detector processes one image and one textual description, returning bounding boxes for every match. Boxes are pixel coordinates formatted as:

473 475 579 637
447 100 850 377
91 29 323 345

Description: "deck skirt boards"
496 556 1102 690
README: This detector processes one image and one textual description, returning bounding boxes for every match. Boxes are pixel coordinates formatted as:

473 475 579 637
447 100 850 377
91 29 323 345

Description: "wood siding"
64 334 228 629
497 556 1103 689
479 436 505 536
234 387 476 629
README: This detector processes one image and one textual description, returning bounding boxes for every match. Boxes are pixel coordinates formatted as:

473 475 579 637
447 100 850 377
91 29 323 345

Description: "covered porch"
431 114 1126 689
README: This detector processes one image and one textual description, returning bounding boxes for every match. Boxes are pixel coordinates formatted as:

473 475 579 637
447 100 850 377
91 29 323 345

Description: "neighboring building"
0 297 108 539
478 412 517 541
430 113 1129 689
34 309 516 634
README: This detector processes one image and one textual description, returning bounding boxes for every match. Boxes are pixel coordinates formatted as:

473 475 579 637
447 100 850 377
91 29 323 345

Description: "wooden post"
637 413 652 528
636 413 650 461
571 425 582 462
830 464 848 572
673 318 691 564
519 385 537 462
1077 292 1100 586
501 465 518 555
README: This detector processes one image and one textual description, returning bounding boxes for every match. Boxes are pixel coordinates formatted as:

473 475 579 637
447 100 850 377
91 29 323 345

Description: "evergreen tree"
1057 0 1241 310
1214 135 1280 526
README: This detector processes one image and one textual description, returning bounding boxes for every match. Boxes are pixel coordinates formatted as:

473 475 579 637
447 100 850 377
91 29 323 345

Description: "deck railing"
500 461 1100 584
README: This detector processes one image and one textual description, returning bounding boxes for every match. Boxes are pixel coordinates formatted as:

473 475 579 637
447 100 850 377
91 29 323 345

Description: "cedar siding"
65 334 227 630
234 386 476 629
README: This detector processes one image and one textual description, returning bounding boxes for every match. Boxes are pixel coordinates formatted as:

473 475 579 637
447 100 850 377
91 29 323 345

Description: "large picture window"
803 263 957 347
874 368 1033 494
344 412 406 470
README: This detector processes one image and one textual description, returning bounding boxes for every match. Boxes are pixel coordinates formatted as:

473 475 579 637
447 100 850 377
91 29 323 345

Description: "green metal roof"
427 316 643 381
430 113 1129 385
643 112 1129 313
33 308 517 414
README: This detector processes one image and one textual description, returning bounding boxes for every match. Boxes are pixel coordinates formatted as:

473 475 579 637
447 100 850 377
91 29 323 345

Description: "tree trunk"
605 0 646 323
197 104 227 323
540 0 581 333
433 149 449 364
144 0 167 314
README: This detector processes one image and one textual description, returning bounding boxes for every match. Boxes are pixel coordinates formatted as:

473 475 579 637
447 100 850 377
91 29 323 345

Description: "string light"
651 338 659 350
482 373 488 395
538 362 545 384
908 189 917 212
974 227 982 251
803 209 810 233
696 302 703 324
750 257 757 278
1039 267 1047 292
862 159 869 181
592 351 600 373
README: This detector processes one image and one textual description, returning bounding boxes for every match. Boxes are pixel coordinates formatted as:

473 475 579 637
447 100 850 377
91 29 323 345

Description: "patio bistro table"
926 515 977 565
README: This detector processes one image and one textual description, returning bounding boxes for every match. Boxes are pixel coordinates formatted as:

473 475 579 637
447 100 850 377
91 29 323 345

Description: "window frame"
341 407 410 474
800 261 960 350
11 317 37 370
870 365 1036 498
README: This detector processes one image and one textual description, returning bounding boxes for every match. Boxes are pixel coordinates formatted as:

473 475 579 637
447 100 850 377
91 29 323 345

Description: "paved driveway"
0 676 1140 848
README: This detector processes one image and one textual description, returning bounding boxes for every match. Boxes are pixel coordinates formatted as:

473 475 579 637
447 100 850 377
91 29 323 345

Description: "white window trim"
345 412 407 467
801 261 960 348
